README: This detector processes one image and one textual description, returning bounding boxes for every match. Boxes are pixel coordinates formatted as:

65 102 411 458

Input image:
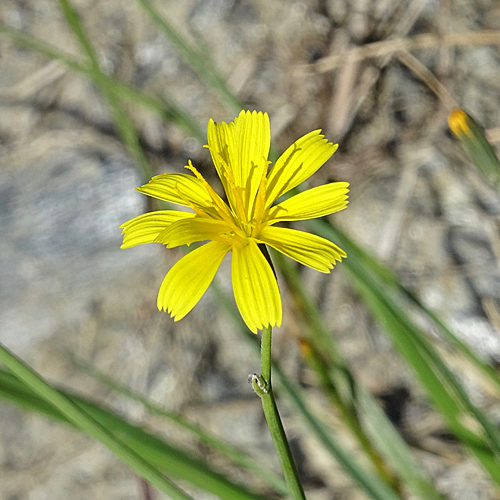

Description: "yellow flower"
120 110 349 333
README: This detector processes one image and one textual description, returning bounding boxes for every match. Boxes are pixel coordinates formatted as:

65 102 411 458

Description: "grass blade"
316 220 500 394
359 389 447 500
0 24 205 142
0 344 196 500
59 0 153 179
341 255 500 484
134 0 242 112
0 366 272 500
67 353 288 496
360 279 500 482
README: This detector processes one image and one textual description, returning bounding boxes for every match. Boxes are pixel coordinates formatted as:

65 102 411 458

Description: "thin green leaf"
134 0 242 113
312 219 500 455
0 367 271 500
359 389 447 500
0 344 196 500
0 24 205 142
347 266 500 485
66 353 288 496
313 219 500 394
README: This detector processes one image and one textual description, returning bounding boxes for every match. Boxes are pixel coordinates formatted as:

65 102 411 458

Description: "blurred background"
1 0 500 499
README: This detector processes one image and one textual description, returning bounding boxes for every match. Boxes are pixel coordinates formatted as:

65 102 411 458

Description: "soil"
1 0 500 499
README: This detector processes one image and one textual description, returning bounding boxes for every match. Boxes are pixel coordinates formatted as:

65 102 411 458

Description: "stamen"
215 231 247 246
173 185 210 219
251 167 268 238
185 162 247 239
185 162 231 216
213 152 248 224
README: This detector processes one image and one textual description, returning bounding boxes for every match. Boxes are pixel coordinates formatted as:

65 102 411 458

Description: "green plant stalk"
207 283 407 500
216 279 404 500
0 343 196 500
253 326 306 500
272 251 400 490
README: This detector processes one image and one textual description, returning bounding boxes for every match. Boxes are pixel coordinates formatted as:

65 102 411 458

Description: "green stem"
252 326 306 500
272 251 400 489
260 324 273 382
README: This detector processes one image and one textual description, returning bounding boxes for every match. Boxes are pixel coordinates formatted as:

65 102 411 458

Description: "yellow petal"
158 241 230 320
137 173 214 212
258 226 346 273
265 130 338 207
206 117 235 185
156 217 231 248
232 239 282 333
267 182 349 223
206 117 240 215
120 210 195 249
233 110 271 214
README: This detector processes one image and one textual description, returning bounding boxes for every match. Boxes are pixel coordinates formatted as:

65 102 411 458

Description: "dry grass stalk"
312 31 500 74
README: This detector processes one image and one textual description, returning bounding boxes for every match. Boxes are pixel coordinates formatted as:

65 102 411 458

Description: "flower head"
448 109 471 139
120 111 349 333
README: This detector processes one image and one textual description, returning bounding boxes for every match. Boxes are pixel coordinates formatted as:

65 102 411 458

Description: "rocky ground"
1 0 500 499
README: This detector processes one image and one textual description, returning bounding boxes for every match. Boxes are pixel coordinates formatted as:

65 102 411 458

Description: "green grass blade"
299 218 500 483
359 389 447 500
66 353 288 496
134 0 242 112
0 24 205 142
321 221 500 452
273 364 405 500
308 219 500 419
315 219 500 394
59 0 153 179
0 367 272 500
347 268 500 484
0 344 196 500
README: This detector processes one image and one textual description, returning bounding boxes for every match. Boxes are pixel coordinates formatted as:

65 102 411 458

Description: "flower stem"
252 326 306 500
